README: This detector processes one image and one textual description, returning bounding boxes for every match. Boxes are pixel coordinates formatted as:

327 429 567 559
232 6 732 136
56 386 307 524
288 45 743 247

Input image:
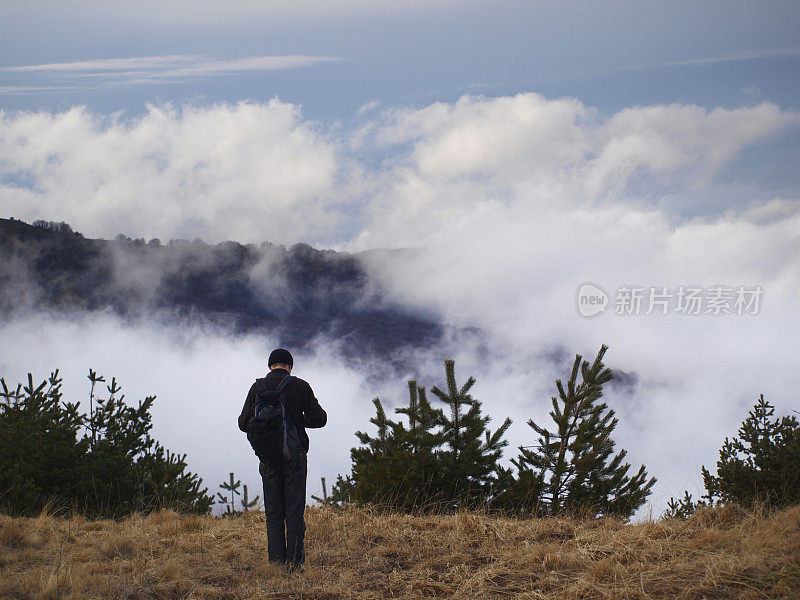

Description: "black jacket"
238 368 327 457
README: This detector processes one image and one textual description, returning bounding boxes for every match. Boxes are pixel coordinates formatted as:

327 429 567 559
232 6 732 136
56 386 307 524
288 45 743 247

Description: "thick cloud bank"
3 94 797 246
0 101 347 245
2 93 800 515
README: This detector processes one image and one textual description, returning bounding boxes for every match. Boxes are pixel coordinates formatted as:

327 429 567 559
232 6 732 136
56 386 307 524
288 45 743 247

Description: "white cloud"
0 101 350 244
587 102 792 194
353 95 797 249
4 94 795 246
375 94 592 180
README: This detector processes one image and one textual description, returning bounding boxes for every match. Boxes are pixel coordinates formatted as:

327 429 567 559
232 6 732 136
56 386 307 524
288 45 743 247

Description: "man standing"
238 348 327 572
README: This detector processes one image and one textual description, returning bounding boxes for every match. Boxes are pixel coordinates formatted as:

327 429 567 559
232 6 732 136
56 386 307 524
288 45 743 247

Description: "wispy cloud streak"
0 54 343 93
0 55 203 73
636 46 800 69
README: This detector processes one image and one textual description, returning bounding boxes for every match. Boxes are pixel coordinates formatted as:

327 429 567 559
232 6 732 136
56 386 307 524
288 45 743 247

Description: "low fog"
1 303 795 519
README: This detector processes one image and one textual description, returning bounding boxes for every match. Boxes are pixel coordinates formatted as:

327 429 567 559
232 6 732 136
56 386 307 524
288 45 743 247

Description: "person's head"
268 348 293 373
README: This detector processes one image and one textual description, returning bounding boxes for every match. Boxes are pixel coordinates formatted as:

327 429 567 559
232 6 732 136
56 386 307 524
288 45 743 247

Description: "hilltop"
0 217 442 363
1 504 798 599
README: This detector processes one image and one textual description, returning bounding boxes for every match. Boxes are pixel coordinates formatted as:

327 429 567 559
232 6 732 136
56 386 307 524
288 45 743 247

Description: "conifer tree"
326 473 356 505
240 484 260 512
346 395 417 508
0 369 213 517
347 397 406 506
701 394 800 508
0 371 87 516
331 382 446 511
431 359 512 508
516 345 655 518
392 381 445 509
87 369 105 448
217 472 242 516
663 491 705 519
84 374 212 515
490 457 545 516
135 444 211 513
332 363 512 512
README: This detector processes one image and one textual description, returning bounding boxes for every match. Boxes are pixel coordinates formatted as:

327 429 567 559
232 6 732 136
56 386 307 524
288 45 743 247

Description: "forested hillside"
0 218 442 361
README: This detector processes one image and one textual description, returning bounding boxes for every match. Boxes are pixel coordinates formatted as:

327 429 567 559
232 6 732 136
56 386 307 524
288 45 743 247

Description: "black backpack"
246 375 302 468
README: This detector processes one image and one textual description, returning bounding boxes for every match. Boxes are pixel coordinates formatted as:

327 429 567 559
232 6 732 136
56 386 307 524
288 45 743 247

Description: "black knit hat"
268 348 293 367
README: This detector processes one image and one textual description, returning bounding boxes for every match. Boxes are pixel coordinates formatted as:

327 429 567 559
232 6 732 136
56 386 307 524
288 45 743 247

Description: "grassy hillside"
1 504 798 599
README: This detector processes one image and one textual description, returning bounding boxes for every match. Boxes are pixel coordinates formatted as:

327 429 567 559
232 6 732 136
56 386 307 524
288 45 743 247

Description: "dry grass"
0 503 798 599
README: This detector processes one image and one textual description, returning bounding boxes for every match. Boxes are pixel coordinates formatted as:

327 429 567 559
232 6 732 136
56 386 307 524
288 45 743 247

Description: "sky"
1 0 800 517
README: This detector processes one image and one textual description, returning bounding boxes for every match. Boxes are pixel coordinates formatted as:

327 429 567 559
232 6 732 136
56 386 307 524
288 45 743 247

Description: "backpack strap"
255 375 293 396
275 376 295 461
254 375 294 411
275 375 294 394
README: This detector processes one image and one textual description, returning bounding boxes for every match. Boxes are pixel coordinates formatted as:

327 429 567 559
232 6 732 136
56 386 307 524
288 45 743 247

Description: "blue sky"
2 1 799 119
2 1 800 514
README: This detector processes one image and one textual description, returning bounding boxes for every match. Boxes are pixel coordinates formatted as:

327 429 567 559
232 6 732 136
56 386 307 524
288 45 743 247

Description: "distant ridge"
0 217 443 362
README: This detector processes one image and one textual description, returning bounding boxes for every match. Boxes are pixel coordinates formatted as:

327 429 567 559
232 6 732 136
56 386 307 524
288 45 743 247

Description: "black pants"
261 453 307 567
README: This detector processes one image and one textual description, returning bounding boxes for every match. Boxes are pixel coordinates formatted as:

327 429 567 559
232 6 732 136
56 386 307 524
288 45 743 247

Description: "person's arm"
238 382 258 432
301 381 327 428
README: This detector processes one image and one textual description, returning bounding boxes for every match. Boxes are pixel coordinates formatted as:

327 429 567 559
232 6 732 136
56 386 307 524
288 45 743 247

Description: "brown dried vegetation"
0 504 798 599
